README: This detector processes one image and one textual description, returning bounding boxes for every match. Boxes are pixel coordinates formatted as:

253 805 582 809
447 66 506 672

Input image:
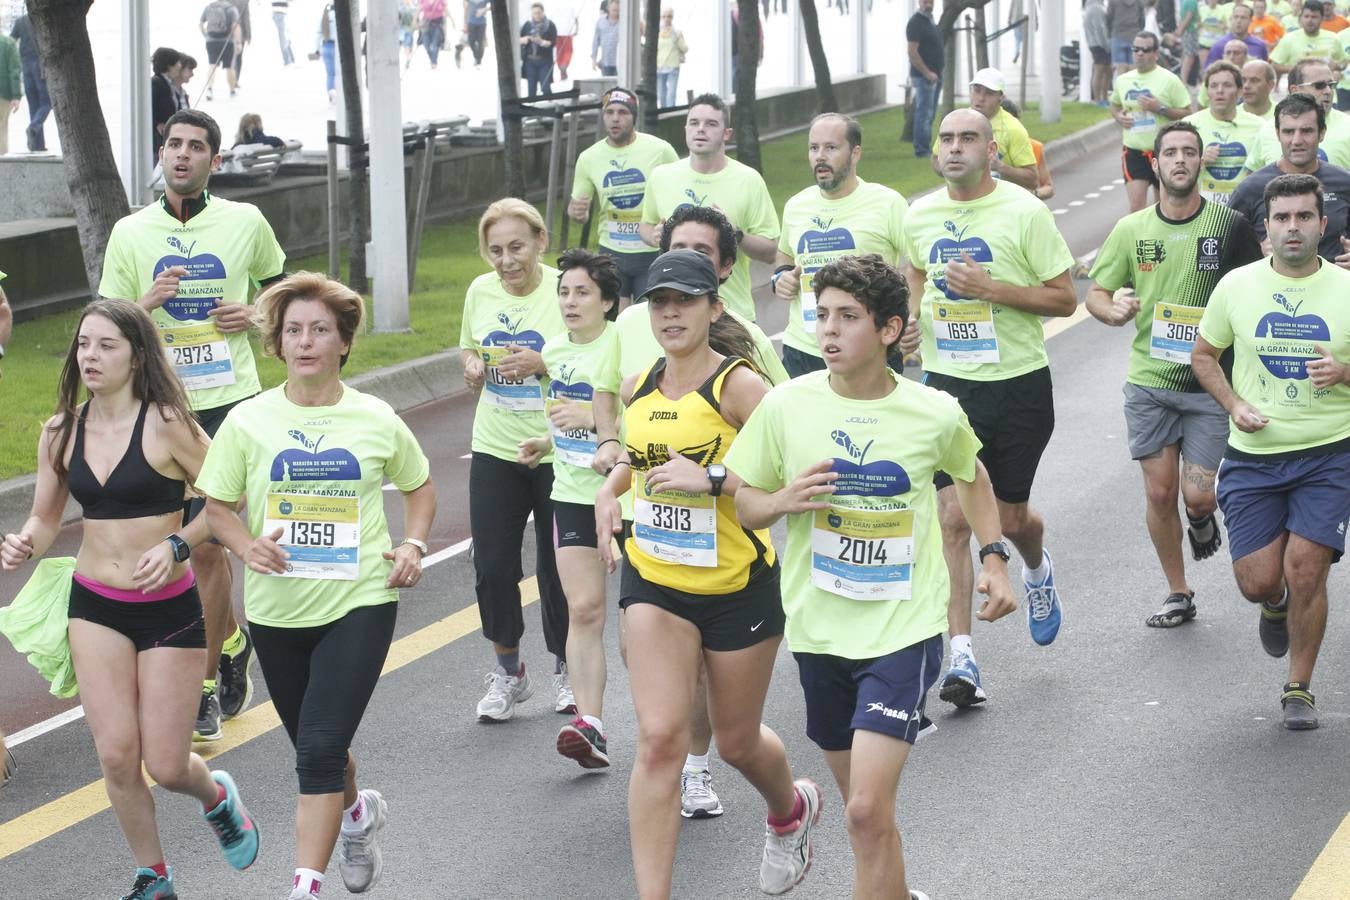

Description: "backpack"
203 1 232 37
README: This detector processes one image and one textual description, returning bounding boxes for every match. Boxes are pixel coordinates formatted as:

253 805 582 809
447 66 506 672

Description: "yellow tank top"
623 356 775 595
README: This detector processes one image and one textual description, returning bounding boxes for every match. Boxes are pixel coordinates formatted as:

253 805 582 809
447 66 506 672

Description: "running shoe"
1145 591 1197 629
1281 682 1318 730
193 688 222 742
476 664 534 722
553 666 576 715
1186 514 1223 561
203 770 260 870
287 890 317 900
939 652 988 707
218 628 255 719
1025 549 1063 646
680 767 724 818
556 717 610 769
759 779 823 895
1259 598 1289 658
910 892 931 900
339 788 388 893
121 867 176 900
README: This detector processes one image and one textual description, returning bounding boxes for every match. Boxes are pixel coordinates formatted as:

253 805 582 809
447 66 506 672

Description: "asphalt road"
2 143 1348 899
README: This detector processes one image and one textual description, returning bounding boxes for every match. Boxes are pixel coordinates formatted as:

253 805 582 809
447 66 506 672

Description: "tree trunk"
938 0 993 115
973 5 989 69
334 0 368 292
27 0 129 300
799 0 837 113
640 0 660 131
733 0 762 172
491 0 524 198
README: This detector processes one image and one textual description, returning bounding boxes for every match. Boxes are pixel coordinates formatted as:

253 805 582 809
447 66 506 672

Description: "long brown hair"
48 299 196 480
706 301 766 379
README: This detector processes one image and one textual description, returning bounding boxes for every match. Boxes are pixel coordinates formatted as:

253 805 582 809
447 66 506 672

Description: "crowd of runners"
3 5 1350 893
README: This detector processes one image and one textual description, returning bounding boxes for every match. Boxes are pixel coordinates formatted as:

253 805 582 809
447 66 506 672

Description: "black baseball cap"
639 249 720 302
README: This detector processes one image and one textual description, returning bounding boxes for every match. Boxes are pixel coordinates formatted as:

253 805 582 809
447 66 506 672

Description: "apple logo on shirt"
603 159 647 209
1205 135 1249 182
797 217 857 256
548 364 594 402
929 221 994 301
270 429 362 481
483 312 547 356
154 236 227 321
828 430 911 496
1255 293 1331 379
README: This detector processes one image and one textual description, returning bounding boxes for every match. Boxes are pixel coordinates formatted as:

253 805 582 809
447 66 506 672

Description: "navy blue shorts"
793 634 942 752
1216 450 1350 563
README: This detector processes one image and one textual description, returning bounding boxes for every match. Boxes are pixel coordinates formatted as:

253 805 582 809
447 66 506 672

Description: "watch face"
707 464 727 479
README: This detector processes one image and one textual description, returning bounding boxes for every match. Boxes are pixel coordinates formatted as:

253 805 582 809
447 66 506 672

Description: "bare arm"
1084 282 1140 326
951 460 1016 622
735 459 836 531
907 41 936 80
0 285 12 348
944 261 1078 317
638 221 663 248
0 420 70 568
994 160 1040 191
739 233 779 265
1191 335 1268 432
772 249 801 301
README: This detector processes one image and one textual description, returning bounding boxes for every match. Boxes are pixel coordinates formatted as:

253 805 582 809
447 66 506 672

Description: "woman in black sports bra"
1 299 260 900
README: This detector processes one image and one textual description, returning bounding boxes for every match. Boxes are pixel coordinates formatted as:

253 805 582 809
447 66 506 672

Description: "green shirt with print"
1198 3 1230 47
98 194 286 412
1198 258 1350 455
1269 28 1345 68
1243 106 1350 171
989 106 1037 172
541 324 621 505
903 180 1076 382
725 370 980 660
777 179 908 358
1111 67 1192 151
571 132 678 255
195 384 430 628
1183 107 1267 200
640 157 780 322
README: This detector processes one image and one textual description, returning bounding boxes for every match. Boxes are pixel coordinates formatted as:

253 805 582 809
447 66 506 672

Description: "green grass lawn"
0 101 1108 480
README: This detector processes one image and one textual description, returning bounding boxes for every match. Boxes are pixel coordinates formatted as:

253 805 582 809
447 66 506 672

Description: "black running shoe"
218 629 255 719
194 689 222 742
1281 682 1318 730
556 717 610 769
1259 601 1289 658
1186 514 1223 561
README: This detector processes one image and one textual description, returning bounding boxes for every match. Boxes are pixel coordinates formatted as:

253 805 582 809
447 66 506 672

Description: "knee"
1182 490 1217 519
1144 476 1178 512
145 755 193 793
97 741 145 786
1234 567 1282 604
843 792 897 844
295 731 350 794
568 593 606 630
635 722 689 771
999 506 1035 542
192 542 227 573
712 723 762 772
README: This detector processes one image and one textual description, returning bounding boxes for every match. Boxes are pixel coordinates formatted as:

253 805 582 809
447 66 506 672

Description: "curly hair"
810 254 910 349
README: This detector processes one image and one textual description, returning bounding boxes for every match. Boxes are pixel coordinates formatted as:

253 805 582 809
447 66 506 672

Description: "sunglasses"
1297 80 1336 91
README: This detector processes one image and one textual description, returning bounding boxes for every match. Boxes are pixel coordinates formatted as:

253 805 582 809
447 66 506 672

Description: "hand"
208 301 252 334
382 542 423 588
548 397 594 432
1136 93 1162 112
1229 400 1269 433
924 70 938 83
142 265 187 310
568 195 592 222
517 436 550 469
1106 289 1141 327
594 489 625 574
898 316 922 357
644 447 709 494
773 265 802 300
0 531 34 570
975 562 1017 622
1115 112 1135 129
943 251 996 301
131 540 176 593
592 441 622 476
245 526 290 575
776 460 837 516
1334 235 1350 270
463 353 487 390
1202 143 1220 165
496 344 543 380
1307 344 1350 390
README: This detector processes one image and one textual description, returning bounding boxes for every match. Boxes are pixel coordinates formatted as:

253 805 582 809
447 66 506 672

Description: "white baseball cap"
970 67 1007 93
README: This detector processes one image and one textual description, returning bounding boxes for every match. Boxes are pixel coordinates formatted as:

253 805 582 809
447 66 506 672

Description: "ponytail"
708 309 765 379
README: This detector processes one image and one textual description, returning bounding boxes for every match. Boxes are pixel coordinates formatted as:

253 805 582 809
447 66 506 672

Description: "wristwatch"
165 533 191 563
706 464 728 497
978 540 1011 563
400 538 429 557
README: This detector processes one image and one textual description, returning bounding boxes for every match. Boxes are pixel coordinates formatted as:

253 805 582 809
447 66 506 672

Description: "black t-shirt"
1229 162 1350 262
906 11 943 77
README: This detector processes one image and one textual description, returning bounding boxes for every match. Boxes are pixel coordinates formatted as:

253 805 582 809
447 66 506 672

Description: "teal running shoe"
120 866 176 899
203 770 259 870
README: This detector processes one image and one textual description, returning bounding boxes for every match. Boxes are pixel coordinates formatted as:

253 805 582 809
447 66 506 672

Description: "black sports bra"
67 400 186 520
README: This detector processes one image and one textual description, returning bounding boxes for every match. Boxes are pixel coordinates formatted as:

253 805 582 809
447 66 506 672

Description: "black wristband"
596 438 620 450
605 460 631 475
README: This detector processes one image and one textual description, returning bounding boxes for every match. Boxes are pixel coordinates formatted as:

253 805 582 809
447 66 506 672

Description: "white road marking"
1085 192 1100 199
1069 200 1085 207
1053 208 1068 215
1100 184 1117 191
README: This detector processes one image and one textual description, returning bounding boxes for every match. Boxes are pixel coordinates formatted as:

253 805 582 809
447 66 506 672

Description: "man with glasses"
1245 57 1350 167
1270 0 1345 77
1111 31 1192 211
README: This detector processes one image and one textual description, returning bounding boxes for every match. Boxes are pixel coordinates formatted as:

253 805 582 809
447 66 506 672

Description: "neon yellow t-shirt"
1198 258 1350 455
903 180 1076 381
571 133 679 254
98 194 286 412
1183 107 1266 201
541 324 621 505
777 180 908 357
1243 106 1350 171
458 267 567 463
725 370 980 660
1198 3 1231 47
640 158 780 321
989 106 1037 172
195 384 430 628
1338 30 1350 88
1269 28 1345 68
1111 67 1193 151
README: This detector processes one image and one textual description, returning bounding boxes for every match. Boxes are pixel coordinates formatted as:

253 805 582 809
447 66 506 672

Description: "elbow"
1052 290 1079 317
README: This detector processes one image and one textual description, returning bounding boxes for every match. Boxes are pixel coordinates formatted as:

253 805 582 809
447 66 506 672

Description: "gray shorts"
1182 30 1199 56
1122 382 1228 471
599 246 660 301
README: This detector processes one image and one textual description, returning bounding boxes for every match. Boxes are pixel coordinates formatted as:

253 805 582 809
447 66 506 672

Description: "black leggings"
468 451 568 657
250 603 397 794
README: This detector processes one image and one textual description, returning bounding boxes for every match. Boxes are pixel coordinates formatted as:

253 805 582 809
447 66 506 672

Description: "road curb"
1042 117 1119 170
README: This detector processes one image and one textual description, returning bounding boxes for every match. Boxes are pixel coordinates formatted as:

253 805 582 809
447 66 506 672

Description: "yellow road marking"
1044 302 1092 341
0 580 539 860
1294 811 1350 900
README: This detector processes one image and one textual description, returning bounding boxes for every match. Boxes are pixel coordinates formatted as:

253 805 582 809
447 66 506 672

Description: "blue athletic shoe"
1025 549 1063 646
120 866 176 900
203 770 259 870
939 653 988 708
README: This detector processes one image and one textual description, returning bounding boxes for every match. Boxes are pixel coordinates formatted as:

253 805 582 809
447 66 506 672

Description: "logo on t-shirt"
270 429 362 481
798 217 857 255
930 221 994 300
1135 239 1166 271
828 429 911 497
547 364 594 402
603 159 646 209
1255 292 1331 379
154 236 227 321
631 435 722 474
483 312 547 353
681 188 708 207
1196 235 1222 270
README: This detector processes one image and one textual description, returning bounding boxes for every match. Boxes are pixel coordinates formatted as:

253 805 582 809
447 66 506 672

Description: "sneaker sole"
554 701 578 715
477 708 516 723
680 804 724 819
193 727 223 742
556 728 610 769
939 677 986 708
1284 715 1320 731
219 674 253 719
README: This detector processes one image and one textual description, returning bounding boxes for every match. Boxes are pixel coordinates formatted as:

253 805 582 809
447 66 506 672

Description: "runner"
1086 121 1263 627
1111 30 1193 211
99 108 285 742
594 249 821 897
727 254 1015 900
1269 0 1344 77
968 67 1039 191
1193 173 1350 729
517 248 622 769
639 92 780 322
1244 57 1350 168
900 109 1078 707
1240 59 1278 118
197 273 436 898
1184 61 1266 202
773 113 908 378
568 87 678 309
459 198 571 722
1 299 258 900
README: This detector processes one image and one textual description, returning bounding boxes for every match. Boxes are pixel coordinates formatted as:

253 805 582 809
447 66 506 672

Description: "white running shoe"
338 788 387 893
476 664 534 722
287 889 316 900
552 667 576 714
680 767 724 819
758 779 823 895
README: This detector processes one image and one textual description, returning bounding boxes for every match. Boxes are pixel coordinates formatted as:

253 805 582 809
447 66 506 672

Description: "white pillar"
1039 0 1063 121
367 0 409 331
855 0 867 75
718 3 732 99
121 0 152 205
791 0 805 87
619 4 641 88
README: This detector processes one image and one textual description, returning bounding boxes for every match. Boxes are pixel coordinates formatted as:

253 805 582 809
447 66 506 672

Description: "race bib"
810 506 914 601
1130 113 1156 134
933 301 999 363
262 492 361 581
1199 189 1232 206
1150 302 1203 364
606 210 645 251
801 283 818 334
631 470 717 567
162 322 235 390
547 397 598 468
479 344 544 411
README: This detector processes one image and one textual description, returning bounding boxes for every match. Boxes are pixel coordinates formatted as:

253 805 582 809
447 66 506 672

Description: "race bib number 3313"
631 471 718 567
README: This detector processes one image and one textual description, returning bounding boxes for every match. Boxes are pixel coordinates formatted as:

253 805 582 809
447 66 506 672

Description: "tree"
333 0 369 293
799 0 837 113
27 0 130 299
491 0 525 198
640 0 660 132
939 0 993 114
732 0 763 172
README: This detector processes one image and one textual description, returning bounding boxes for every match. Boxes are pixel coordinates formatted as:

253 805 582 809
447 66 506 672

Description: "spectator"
400 0 417 69
0 28 20 156
655 7 687 108
9 13 48 152
907 0 943 158
463 0 489 69
519 2 557 98
271 0 295 66
230 0 251 87
1086 0 1112 105
175 55 197 109
233 112 284 148
1175 0 1202 88
1109 0 1147 76
151 47 181 163
313 1 337 102
593 0 620 76
551 2 577 79
419 0 450 69
199 0 240 99
1205 3 1270 63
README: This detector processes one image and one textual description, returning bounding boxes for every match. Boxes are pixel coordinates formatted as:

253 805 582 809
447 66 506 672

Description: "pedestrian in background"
418 0 450 69
906 0 943 158
176 55 198 110
313 1 337 103
200 0 240 100
0 27 22 155
9 11 48 152
272 0 295 66
463 0 489 69
1109 0 1148 76
229 0 251 88
519 2 557 99
1086 0 1113 105
151 47 181 163
552 2 577 79
593 0 619 76
656 7 687 109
